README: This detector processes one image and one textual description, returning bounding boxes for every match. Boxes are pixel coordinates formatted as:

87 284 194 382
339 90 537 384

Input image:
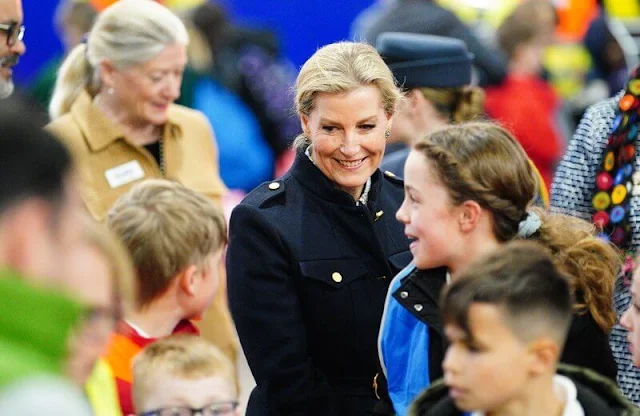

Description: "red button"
593 211 610 228
596 172 613 191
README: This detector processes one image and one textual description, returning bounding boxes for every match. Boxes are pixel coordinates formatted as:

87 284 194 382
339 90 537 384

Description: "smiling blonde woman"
227 41 413 415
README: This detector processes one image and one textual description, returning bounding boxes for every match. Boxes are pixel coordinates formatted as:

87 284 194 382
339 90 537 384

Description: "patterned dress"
551 91 640 404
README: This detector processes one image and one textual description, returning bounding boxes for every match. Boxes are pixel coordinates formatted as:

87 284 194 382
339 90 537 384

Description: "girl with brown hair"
377 121 618 415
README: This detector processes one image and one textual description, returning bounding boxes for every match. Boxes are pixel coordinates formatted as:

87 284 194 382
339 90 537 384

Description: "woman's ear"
300 114 311 137
98 60 117 91
458 200 483 233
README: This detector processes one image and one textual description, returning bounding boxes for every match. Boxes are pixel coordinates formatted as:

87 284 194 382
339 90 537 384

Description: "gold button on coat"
269 182 281 190
332 272 343 283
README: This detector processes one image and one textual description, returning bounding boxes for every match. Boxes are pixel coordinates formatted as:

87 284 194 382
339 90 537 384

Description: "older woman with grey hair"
45 0 236 405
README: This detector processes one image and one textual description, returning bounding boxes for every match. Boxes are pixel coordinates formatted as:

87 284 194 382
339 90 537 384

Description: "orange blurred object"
554 0 599 41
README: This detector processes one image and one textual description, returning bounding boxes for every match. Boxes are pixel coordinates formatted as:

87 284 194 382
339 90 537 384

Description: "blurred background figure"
483 0 566 192
376 32 484 176
584 0 639 99
0 97 90 414
29 0 97 109
364 0 508 86
178 1 299 192
64 219 135 416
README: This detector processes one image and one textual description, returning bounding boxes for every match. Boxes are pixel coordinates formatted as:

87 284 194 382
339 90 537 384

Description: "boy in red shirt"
484 0 564 191
103 179 227 415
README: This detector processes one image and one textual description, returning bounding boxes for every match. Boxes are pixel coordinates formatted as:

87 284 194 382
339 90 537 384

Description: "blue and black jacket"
376 264 448 416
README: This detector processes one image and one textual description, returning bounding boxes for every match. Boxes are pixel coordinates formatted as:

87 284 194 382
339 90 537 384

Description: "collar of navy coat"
290 150 387 207
260 150 404 207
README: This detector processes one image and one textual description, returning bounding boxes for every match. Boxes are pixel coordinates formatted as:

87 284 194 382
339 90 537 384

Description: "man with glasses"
0 0 25 99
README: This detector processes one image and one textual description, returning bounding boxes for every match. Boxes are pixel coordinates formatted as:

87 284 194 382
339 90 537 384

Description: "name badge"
104 160 145 189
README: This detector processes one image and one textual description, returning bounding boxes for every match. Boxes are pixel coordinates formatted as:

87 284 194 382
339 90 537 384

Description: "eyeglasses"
139 401 239 416
0 22 24 47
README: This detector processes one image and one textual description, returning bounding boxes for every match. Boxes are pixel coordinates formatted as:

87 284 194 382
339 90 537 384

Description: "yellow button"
384 170 396 178
268 182 280 190
332 272 343 283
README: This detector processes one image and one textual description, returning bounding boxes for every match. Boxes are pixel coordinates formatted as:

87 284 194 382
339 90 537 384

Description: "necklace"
159 136 165 176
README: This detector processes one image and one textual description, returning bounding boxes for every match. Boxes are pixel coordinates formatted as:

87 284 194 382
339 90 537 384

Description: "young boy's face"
621 267 640 366
442 303 535 413
139 374 238 416
190 249 224 319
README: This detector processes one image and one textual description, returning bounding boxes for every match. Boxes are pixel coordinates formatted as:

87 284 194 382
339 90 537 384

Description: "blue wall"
15 0 375 86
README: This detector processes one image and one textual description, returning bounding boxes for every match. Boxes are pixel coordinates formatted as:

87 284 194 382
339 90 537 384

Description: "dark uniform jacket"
409 365 639 416
227 152 413 415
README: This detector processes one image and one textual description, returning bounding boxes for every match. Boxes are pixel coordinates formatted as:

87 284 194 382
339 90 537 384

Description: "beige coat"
46 90 238 378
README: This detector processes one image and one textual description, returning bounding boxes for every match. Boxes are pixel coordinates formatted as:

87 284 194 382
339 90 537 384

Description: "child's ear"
178 264 200 296
458 200 483 233
527 337 560 376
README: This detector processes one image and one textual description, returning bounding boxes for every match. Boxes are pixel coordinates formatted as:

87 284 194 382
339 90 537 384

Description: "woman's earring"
384 129 391 139
107 87 114 95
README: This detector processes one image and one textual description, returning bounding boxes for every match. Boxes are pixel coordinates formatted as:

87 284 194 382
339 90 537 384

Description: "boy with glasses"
0 0 25 98
132 335 239 416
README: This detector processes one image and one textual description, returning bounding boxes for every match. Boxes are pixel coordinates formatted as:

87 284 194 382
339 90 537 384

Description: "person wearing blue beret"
376 32 484 169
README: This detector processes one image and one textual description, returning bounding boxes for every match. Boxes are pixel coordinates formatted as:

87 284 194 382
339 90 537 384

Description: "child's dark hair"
441 241 573 345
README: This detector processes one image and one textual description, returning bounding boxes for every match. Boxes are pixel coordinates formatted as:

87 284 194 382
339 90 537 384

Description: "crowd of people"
3 0 640 415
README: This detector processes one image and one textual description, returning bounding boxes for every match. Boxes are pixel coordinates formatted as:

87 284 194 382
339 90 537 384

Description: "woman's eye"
359 124 376 130
322 126 337 133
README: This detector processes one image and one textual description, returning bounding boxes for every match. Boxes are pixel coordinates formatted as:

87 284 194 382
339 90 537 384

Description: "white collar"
125 320 152 338
470 375 584 416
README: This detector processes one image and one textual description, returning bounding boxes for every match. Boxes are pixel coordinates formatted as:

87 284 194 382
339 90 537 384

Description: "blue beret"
376 32 474 89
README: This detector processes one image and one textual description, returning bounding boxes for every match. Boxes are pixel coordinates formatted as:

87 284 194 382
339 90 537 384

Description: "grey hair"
49 0 188 120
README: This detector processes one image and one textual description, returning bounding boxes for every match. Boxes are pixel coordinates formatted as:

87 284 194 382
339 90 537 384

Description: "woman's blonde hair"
49 0 189 120
414 122 619 332
419 86 485 123
293 41 403 150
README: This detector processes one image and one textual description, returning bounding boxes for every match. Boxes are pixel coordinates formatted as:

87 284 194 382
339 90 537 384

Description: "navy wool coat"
227 152 412 415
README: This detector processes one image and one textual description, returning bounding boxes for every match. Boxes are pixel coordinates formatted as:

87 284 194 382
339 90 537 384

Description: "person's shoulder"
380 168 405 189
45 113 87 154
380 149 409 179
407 379 461 416
236 176 292 211
168 104 210 127
559 365 638 415
582 92 622 125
